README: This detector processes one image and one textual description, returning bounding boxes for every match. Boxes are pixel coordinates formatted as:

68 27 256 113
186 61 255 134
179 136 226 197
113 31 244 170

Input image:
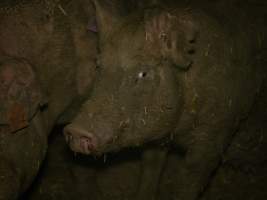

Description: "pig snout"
63 125 98 155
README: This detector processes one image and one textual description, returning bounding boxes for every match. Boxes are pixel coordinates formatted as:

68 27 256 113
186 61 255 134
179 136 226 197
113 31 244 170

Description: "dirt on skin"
4 0 267 200
23 77 267 200
22 63 267 200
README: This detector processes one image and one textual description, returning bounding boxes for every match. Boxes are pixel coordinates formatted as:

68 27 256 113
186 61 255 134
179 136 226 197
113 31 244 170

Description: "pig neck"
31 26 78 134
32 59 78 134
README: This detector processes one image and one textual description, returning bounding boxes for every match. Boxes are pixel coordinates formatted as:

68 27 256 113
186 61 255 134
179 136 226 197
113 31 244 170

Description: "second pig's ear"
91 0 123 44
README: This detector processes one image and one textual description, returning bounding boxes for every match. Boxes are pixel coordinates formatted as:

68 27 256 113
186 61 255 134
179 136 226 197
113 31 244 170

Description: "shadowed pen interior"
0 0 266 200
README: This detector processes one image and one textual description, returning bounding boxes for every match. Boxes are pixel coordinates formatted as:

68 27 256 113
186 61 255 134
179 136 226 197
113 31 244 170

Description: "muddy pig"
64 1 263 199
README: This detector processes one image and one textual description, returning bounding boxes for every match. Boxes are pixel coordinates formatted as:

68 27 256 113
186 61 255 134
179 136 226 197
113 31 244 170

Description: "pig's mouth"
64 125 98 155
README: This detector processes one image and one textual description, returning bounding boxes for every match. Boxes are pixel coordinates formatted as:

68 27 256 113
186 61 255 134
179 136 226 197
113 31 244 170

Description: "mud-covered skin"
65 1 263 200
0 0 97 199
65 55 182 154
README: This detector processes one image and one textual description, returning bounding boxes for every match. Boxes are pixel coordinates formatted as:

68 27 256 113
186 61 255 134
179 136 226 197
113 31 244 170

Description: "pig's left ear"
91 0 124 44
145 8 198 70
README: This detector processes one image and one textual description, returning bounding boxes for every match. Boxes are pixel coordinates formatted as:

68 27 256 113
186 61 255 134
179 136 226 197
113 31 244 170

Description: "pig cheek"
148 106 177 132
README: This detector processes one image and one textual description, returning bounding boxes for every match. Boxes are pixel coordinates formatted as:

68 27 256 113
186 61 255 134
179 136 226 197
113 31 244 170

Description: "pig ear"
145 8 198 70
91 0 123 43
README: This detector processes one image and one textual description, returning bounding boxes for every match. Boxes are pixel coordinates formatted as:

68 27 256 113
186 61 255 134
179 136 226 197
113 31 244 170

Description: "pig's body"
0 0 97 199
65 1 263 200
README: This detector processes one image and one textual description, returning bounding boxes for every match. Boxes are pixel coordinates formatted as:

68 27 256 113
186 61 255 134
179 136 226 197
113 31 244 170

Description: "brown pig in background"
0 0 98 199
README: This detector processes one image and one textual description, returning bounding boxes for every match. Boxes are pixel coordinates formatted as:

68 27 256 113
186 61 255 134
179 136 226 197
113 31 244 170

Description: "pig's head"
64 1 197 155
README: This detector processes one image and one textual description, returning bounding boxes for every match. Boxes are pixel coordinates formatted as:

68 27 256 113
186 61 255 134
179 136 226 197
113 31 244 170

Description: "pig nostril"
79 136 96 154
82 136 94 147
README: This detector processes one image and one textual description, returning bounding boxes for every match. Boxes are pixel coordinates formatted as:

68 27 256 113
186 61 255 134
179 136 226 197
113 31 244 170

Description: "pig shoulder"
174 7 262 145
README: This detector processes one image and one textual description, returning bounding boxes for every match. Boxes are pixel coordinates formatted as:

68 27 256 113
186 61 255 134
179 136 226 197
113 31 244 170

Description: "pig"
64 1 263 200
0 0 97 199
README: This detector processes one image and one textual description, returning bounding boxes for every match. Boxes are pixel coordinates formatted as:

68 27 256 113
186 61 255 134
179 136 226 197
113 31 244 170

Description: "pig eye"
138 72 147 79
95 64 100 70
